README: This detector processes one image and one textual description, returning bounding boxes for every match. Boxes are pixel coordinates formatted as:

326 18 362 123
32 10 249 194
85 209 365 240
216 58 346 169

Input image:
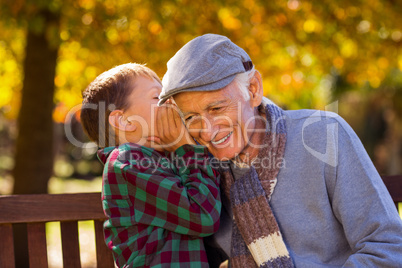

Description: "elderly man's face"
173 76 264 161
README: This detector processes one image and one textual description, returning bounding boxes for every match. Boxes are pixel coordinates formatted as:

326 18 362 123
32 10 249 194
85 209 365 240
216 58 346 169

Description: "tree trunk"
12 9 60 268
13 10 60 194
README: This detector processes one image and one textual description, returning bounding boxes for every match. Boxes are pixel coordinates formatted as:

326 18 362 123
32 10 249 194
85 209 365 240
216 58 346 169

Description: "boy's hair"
81 63 161 147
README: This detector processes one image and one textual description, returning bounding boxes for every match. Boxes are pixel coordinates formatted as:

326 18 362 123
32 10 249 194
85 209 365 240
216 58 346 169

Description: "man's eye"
185 115 193 121
212 107 222 111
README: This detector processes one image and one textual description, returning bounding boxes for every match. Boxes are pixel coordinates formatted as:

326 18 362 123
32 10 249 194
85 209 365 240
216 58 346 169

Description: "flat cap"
158 34 253 105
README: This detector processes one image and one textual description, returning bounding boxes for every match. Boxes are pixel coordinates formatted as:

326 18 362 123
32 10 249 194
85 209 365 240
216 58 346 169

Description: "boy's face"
122 75 162 148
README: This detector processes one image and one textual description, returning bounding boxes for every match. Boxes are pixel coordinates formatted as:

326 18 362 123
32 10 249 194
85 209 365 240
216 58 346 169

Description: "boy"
80 63 221 267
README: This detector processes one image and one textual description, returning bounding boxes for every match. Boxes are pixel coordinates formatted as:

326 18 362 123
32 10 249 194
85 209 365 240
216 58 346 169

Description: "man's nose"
198 116 217 142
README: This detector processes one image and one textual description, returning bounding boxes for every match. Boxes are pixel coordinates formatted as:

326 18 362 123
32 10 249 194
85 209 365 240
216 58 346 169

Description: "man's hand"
155 102 196 152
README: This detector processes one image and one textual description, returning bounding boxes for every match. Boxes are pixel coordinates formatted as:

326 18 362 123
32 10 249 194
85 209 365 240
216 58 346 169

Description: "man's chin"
209 150 239 162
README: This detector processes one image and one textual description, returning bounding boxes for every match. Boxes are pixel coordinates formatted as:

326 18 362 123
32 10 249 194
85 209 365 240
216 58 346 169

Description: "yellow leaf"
369 76 381 88
0 87 12 107
340 40 357 58
218 8 242 30
148 21 162 35
303 19 322 33
333 57 344 69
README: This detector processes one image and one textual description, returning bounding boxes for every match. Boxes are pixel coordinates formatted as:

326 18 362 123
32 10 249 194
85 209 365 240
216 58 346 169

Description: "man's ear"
109 110 137 132
248 71 263 108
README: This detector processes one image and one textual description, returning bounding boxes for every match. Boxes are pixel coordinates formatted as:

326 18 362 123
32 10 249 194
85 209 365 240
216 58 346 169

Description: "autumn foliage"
0 0 401 176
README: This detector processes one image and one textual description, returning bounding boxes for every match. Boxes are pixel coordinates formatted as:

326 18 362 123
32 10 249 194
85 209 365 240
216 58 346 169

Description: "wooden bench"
0 192 114 268
0 175 400 268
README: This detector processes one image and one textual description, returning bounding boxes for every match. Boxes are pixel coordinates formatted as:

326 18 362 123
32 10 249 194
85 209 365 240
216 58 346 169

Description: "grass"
0 174 103 195
0 174 13 195
48 176 103 194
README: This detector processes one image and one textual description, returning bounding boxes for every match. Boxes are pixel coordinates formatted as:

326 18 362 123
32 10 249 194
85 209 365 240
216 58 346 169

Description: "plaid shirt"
98 143 221 267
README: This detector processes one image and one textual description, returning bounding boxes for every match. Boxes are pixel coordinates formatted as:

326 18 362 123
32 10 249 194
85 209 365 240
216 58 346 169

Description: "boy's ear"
109 110 137 132
248 70 263 108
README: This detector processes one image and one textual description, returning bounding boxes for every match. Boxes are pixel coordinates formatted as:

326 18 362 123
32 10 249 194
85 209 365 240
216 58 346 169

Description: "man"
158 34 402 267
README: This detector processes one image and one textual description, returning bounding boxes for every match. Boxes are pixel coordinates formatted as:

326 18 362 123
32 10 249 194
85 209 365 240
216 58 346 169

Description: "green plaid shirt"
98 143 221 267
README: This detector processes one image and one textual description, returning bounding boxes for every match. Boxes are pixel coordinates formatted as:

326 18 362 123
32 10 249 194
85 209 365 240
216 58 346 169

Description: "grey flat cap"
158 34 253 105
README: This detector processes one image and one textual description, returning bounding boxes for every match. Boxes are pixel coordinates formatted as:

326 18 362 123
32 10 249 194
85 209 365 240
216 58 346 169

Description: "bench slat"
0 192 106 224
61 221 81 268
94 219 115 268
27 223 48 267
0 224 15 268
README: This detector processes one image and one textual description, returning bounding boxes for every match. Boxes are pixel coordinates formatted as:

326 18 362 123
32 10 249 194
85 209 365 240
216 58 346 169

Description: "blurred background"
0 0 401 266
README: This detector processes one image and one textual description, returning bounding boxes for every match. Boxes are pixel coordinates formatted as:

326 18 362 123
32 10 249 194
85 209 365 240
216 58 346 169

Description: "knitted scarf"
219 101 294 268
